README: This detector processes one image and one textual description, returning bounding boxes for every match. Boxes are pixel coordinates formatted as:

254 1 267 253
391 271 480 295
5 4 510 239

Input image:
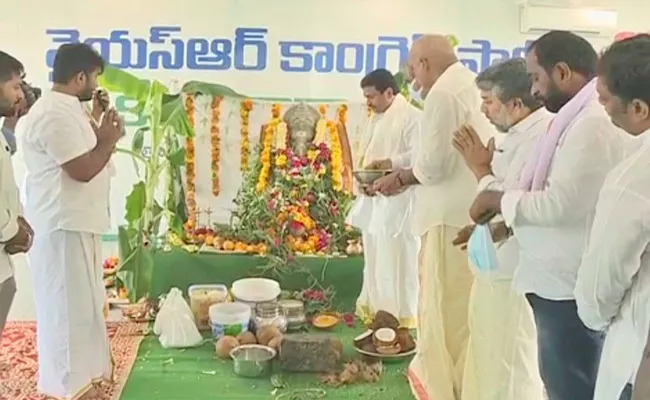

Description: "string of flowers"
328 119 344 192
256 103 282 193
185 94 197 220
240 99 253 173
366 104 373 118
210 96 223 196
336 104 348 127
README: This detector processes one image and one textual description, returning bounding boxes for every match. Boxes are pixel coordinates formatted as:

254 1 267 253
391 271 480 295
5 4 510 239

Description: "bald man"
374 35 495 400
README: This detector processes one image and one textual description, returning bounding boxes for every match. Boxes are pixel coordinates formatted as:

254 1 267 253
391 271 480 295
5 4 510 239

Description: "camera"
20 80 42 109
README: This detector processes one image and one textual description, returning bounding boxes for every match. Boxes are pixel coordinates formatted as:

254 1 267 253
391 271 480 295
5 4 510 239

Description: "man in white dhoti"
373 35 495 400
575 35 650 400
18 43 123 400
451 58 548 400
347 68 421 328
0 51 33 337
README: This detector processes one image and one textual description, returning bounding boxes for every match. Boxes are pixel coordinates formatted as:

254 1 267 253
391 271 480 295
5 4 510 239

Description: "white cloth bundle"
346 188 416 237
153 287 203 349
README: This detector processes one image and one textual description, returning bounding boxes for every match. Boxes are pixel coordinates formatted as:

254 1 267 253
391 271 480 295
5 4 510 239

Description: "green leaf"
181 81 246 98
167 147 186 167
447 34 459 48
117 229 154 303
132 126 148 154
98 65 151 104
161 94 194 137
125 181 147 226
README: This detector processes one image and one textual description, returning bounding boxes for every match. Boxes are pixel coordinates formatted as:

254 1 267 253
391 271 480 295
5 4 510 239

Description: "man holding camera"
0 51 33 337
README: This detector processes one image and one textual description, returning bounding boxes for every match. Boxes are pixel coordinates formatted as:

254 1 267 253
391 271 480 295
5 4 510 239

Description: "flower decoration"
240 99 253 173
210 96 223 196
184 94 197 220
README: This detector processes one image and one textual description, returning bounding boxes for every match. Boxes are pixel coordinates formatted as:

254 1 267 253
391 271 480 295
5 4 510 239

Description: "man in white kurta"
347 69 420 328
575 36 650 400
0 52 33 337
452 58 548 400
373 35 495 400
18 43 122 400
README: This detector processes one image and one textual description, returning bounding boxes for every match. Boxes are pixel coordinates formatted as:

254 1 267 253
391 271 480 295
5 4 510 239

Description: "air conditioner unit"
519 3 617 36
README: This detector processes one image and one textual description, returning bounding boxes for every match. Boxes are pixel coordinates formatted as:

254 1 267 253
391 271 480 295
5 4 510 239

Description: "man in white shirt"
575 34 650 400
347 68 421 328
373 34 495 400
468 31 628 400
452 58 549 400
18 43 123 400
0 51 33 337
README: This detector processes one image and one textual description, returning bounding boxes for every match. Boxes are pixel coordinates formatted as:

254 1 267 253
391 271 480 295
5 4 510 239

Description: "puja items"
278 299 306 331
209 302 251 339
278 333 343 372
253 301 287 333
230 345 277 378
353 310 416 357
231 278 281 309
188 284 228 330
312 313 339 330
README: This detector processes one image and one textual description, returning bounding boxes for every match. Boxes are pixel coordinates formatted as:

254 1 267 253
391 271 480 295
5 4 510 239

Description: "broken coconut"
371 310 400 331
372 328 397 348
376 343 401 355
396 327 416 352
353 330 374 349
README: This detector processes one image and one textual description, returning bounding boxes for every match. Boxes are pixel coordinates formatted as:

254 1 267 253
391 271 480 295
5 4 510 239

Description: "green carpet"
120 325 412 400
119 251 412 399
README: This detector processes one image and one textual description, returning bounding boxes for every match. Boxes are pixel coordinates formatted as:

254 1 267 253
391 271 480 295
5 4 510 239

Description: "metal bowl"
230 344 276 378
353 170 392 185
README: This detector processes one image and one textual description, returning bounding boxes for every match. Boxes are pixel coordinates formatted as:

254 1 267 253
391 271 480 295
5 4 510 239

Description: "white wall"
1 0 648 231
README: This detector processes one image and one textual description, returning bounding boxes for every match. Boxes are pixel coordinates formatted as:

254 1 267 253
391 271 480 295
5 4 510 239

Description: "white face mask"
408 81 423 103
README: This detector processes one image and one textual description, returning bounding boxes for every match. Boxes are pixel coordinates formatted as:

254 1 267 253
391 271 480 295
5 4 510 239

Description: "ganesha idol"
258 102 354 192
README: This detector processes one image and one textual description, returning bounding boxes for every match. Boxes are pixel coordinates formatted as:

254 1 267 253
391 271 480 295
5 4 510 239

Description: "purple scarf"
517 79 598 191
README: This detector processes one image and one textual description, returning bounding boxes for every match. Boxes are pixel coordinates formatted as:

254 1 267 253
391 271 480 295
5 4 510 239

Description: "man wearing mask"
347 68 421 328
468 31 629 400
575 34 650 400
373 35 495 400
0 51 33 339
18 43 123 400
452 58 549 400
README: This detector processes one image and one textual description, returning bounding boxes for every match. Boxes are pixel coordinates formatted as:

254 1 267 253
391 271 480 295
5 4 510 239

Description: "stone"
278 333 343 372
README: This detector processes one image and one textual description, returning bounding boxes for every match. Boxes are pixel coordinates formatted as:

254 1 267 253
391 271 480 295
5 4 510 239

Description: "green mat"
119 251 412 399
120 325 412 400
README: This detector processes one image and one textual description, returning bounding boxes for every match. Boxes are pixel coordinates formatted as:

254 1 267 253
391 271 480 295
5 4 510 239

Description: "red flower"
273 237 281 247
306 192 316 204
343 313 356 328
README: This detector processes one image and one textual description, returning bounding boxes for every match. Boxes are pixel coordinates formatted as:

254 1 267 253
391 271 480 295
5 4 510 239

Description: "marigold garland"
328 120 344 192
185 94 197 220
240 99 253 173
210 96 223 196
256 104 282 193
336 104 348 127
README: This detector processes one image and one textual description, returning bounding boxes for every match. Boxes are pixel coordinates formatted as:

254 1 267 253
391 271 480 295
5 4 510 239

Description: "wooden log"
278 333 343 372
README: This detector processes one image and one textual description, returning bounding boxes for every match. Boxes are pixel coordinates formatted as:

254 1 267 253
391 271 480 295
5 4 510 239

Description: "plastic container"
231 278 281 307
209 302 251 339
188 284 228 330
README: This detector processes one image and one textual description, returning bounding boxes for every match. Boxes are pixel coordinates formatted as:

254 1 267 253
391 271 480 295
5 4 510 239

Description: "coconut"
376 343 401 355
236 331 257 345
353 330 374 349
256 325 282 346
268 335 283 352
396 328 416 352
372 328 397 349
215 336 240 359
371 310 400 331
